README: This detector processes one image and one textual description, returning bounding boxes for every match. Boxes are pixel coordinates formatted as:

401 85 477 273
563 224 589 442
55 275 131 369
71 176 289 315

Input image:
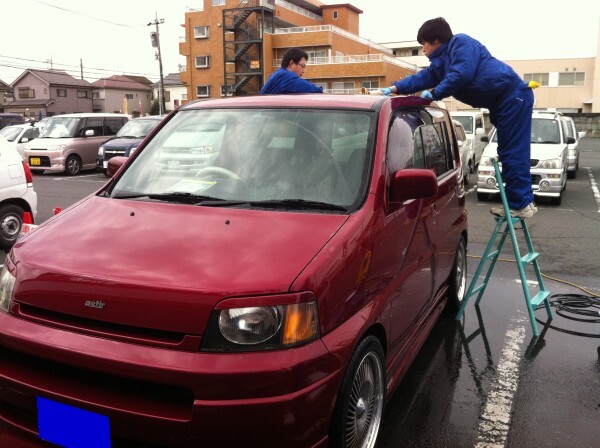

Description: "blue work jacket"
260 68 324 94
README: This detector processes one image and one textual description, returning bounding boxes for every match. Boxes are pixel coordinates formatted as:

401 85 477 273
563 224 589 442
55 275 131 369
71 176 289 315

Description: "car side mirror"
107 156 127 177
85 129 95 137
20 137 29 143
389 169 438 205
566 136 576 144
578 131 586 139
480 135 489 143
475 128 484 136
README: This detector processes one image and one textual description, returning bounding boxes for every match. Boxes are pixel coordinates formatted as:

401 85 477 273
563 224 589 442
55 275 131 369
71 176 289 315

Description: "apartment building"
179 0 417 99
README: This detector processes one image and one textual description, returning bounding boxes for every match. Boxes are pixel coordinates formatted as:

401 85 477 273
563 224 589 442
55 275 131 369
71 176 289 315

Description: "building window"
333 10 338 19
196 85 210 97
220 85 234 97
194 26 209 38
77 90 89 98
313 82 328 91
19 88 35 99
92 92 100 99
332 81 355 93
163 90 171 102
558 72 585 86
57 89 67 97
182 93 188 100
125 93 134 100
523 73 549 87
412 49 419 56
195 56 210 68
361 80 379 90
211 0 225 5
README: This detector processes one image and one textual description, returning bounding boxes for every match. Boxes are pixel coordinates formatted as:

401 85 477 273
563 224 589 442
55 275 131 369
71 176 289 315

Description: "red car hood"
12 196 348 336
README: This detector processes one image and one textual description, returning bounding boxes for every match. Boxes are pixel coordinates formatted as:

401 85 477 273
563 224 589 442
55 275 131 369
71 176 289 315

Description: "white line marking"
475 314 527 448
587 167 600 213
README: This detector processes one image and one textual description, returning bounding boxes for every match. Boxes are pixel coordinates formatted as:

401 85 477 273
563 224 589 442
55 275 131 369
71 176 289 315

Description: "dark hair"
281 48 309 68
417 17 454 45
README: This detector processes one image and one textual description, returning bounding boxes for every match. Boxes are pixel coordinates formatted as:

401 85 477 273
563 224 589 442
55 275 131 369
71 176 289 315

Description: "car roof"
48 113 129 118
178 94 430 111
532 111 562 120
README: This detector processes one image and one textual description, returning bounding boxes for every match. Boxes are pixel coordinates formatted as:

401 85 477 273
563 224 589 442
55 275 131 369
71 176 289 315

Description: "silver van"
24 113 129 175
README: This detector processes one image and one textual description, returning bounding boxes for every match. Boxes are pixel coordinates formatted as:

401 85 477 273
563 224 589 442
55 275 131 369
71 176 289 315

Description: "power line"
32 0 145 28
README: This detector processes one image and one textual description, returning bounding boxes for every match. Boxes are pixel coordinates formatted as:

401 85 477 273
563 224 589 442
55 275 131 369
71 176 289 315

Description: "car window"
453 123 466 141
39 117 81 138
84 117 104 136
386 108 426 174
116 119 160 138
111 108 375 210
452 116 473 134
531 119 560 143
105 118 127 136
0 126 22 142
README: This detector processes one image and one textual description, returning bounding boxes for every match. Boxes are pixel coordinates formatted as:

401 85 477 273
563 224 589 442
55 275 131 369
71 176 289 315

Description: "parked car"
477 111 571 205
97 115 164 176
0 135 37 250
24 113 129 175
0 124 40 158
34 117 51 132
0 113 26 130
450 110 490 169
452 119 473 185
561 115 586 179
0 95 467 448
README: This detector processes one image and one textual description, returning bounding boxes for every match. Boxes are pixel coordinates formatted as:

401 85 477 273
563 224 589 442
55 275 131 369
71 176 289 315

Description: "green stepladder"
456 159 553 336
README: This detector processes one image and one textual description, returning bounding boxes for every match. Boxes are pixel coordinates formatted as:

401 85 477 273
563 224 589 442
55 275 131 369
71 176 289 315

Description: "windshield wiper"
112 192 223 203
248 199 347 211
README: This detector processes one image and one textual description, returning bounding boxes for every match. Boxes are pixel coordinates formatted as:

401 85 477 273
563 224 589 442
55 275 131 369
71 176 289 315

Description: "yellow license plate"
30 157 41 166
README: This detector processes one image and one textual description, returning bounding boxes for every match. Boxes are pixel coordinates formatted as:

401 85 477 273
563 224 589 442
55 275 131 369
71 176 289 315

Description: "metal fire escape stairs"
223 0 274 96
456 158 553 336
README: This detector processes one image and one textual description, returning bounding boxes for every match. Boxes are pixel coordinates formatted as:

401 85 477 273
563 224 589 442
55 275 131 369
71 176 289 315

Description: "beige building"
179 0 417 99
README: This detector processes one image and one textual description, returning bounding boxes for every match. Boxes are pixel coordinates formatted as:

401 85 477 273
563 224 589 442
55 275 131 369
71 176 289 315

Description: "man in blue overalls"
382 17 538 219
260 48 324 95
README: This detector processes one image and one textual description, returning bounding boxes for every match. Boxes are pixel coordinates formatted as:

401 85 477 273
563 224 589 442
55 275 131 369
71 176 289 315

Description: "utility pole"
148 13 166 115
80 58 83 80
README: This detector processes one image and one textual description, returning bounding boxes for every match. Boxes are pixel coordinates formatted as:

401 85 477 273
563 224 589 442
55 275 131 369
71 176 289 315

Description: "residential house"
92 75 153 117
178 0 417 100
151 73 188 112
0 80 13 112
5 69 93 119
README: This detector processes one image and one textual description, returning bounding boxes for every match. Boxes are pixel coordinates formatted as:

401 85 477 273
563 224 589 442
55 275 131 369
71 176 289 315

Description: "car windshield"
110 108 374 211
453 116 473 134
0 126 22 142
116 119 160 138
531 118 560 143
39 117 81 138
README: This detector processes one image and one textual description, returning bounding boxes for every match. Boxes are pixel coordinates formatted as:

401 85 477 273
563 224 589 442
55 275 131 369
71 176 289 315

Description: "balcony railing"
275 25 393 55
274 0 322 21
273 53 417 71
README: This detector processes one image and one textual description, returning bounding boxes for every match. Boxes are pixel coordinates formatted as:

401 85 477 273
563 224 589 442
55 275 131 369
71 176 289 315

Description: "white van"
450 111 489 170
24 113 129 175
0 135 37 250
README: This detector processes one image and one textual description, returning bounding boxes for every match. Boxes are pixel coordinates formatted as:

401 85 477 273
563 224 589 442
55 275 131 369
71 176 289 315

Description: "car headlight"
541 158 561 169
48 144 67 151
0 266 16 313
98 146 104 156
202 292 319 352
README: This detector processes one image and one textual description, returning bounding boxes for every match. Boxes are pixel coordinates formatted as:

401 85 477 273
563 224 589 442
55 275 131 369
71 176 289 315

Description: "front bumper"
0 310 338 448
25 150 64 172
477 167 564 198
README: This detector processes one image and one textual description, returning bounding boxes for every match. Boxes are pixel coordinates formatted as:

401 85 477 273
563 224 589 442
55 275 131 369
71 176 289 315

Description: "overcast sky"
1 0 599 84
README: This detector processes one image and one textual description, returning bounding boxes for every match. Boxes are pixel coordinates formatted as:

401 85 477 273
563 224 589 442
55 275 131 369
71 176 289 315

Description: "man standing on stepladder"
381 17 539 219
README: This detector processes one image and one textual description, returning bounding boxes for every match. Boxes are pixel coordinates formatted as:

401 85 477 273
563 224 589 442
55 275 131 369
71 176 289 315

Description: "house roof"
151 73 186 88
11 69 92 88
6 98 56 107
92 75 152 91
122 75 153 85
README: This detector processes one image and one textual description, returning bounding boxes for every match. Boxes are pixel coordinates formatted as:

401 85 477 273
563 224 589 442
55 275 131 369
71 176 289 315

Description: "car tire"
0 204 25 250
463 163 471 186
446 236 467 311
330 335 385 448
567 170 576 179
65 155 81 176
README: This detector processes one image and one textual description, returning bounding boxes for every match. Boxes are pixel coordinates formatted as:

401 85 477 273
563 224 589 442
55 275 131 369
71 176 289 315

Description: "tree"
150 99 160 115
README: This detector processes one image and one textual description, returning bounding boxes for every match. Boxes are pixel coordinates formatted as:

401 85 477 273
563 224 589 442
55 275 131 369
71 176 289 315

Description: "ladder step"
530 290 551 307
521 251 539 265
487 249 500 260
467 282 487 298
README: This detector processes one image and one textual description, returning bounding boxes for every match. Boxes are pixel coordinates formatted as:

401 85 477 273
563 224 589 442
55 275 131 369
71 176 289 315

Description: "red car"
0 94 467 448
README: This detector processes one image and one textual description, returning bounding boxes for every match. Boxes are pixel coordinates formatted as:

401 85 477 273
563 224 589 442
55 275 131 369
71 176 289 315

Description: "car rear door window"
105 118 127 136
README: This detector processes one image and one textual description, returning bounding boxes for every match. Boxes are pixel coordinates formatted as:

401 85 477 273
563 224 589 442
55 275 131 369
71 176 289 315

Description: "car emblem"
84 300 106 309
